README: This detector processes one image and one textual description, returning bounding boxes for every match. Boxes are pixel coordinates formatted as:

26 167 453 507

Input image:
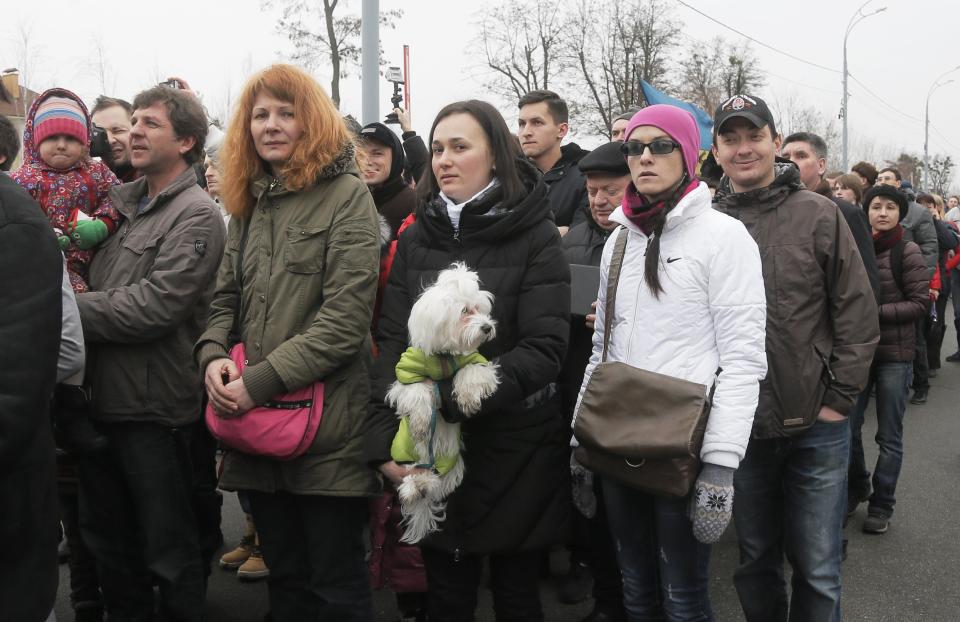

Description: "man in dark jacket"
712 94 879 622
559 141 628 621
0 162 62 622
359 122 416 237
75 86 225 622
781 132 881 302
518 90 590 232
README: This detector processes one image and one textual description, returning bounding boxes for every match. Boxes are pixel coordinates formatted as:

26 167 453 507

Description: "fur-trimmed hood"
248 141 359 198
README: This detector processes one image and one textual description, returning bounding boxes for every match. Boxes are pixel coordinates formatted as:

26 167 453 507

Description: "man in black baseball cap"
712 92 879 622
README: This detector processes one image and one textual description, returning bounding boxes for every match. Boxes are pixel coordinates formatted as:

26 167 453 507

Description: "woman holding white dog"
196 65 381 621
573 105 768 621
369 99 571 622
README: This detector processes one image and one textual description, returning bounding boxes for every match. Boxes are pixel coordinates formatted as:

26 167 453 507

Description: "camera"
384 66 405 125
89 124 111 163
160 79 182 90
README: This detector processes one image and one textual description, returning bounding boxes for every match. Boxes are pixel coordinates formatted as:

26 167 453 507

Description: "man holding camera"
91 96 137 182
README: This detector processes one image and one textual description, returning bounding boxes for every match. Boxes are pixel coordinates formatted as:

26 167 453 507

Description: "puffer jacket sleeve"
879 241 929 324
78 201 226 344
699 221 767 469
89 161 121 232
365 228 416 465
475 222 571 415
570 227 617 438
247 181 380 397
818 204 880 415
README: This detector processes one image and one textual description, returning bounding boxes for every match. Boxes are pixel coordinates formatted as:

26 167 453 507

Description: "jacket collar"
609 181 712 236
111 166 199 220
249 141 359 199
713 161 801 212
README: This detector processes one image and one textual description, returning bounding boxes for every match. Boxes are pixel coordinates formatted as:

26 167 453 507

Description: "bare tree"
266 0 402 107
86 35 117 96
473 0 566 102
921 154 954 195
563 0 679 137
676 37 765 116
769 90 841 169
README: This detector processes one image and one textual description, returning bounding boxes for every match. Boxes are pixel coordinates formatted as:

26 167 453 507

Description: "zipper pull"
454 548 461 562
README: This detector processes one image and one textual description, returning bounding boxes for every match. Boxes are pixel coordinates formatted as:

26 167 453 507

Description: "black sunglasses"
621 139 681 157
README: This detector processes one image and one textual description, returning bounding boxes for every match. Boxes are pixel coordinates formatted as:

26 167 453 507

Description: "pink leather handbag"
205 343 323 461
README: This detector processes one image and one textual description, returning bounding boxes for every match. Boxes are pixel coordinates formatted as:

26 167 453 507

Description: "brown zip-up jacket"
714 163 879 438
77 167 226 426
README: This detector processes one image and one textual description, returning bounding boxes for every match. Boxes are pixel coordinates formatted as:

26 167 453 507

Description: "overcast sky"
3 0 958 172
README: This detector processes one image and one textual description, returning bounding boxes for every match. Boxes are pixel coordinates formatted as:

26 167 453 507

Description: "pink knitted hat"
624 104 700 178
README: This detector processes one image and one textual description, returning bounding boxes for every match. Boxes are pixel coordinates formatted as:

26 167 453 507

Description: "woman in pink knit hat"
572 104 768 621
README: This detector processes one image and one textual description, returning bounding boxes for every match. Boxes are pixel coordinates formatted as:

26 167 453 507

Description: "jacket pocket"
284 226 327 274
121 229 163 256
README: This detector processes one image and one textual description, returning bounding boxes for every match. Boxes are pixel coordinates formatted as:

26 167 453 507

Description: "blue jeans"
733 419 850 622
848 361 911 518
603 478 713 621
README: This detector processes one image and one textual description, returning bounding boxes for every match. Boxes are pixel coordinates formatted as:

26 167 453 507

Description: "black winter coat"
368 158 572 555
557 218 611 422
542 143 590 228
834 198 881 304
0 175 61 621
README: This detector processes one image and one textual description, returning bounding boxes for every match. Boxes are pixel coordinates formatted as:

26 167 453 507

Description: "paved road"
55 330 960 621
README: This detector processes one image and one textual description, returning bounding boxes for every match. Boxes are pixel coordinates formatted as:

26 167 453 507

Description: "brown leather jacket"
714 164 879 438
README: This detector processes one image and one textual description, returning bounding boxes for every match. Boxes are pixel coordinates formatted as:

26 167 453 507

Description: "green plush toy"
70 219 109 250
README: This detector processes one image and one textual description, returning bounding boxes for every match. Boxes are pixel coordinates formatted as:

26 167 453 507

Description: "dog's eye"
461 307 469 315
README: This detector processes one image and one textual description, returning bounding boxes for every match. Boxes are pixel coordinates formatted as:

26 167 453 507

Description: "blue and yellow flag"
640 80 714 151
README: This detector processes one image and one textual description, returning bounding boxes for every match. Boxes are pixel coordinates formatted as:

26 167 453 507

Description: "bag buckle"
624 458 646 468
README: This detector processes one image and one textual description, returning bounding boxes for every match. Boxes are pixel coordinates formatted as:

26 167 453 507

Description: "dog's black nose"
481 324 492 334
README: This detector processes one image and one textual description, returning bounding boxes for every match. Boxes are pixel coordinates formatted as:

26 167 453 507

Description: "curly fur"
386 263 500 543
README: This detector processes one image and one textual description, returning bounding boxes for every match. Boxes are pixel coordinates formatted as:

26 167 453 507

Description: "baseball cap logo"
721 94 758 112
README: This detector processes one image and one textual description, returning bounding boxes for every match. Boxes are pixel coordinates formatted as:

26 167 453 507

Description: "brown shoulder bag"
572 228 712 498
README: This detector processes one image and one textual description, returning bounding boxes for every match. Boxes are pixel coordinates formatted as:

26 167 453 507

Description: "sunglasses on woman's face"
621 139 681 158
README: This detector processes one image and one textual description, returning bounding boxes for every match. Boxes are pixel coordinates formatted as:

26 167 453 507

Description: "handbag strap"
600 227 630 362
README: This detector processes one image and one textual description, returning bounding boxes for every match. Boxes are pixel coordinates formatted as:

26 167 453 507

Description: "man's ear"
178 134 197 156
557 122 569 140
817 157 827 177
773 133 782 151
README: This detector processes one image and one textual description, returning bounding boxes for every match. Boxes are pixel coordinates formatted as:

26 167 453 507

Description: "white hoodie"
573 182 767 469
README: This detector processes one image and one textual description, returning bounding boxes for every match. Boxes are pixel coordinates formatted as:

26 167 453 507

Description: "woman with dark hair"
368 99 571 622
848 185 929 535
573 105 766 621
195 64 381 621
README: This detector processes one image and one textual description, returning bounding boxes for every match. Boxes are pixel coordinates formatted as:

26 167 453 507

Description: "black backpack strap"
890 239 905 297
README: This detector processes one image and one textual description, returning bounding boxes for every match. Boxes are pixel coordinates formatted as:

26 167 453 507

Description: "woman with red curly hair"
195 64 381 621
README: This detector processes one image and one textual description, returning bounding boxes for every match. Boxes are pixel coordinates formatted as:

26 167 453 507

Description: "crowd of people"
1 61 956 622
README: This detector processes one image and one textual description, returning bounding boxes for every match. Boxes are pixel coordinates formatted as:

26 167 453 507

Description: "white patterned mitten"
689 463 735 544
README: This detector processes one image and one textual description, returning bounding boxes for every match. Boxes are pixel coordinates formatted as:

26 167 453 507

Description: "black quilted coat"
367 158 572 555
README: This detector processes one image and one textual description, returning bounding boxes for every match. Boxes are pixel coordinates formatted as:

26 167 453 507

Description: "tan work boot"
237 535 270 581
219 514 256 569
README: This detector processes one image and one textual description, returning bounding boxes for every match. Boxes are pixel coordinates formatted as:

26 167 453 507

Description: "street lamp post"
842 1 886 171
923 66 960 190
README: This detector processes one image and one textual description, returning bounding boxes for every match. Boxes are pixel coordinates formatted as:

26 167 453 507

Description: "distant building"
0 69 40 170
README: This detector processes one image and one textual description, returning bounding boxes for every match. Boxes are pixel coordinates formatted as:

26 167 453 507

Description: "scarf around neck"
623 178 699 236
873 224 904 255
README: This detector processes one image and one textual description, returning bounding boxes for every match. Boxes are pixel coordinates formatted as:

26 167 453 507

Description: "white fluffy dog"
386 263 500 543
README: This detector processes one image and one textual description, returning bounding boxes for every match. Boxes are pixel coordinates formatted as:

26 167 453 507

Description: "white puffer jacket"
573 182 767 469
